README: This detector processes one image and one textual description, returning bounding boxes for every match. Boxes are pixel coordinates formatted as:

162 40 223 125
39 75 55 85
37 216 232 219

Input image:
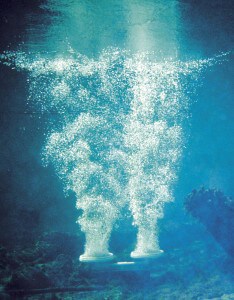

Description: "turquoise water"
0 1 233 299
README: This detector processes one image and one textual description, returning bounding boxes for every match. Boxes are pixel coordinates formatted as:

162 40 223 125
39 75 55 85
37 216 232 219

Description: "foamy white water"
0 49 226 260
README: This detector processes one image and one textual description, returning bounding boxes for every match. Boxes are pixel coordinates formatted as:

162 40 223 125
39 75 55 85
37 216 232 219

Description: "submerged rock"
0 232 87 293
6 266 51 290
41 254 74 287
185 188 234 257
33 232 83 263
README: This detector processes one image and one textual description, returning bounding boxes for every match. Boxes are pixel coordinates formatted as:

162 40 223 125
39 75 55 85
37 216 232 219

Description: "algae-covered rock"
41 254 74 287
6 266 51 290
34 232 83 263
0 232 86 293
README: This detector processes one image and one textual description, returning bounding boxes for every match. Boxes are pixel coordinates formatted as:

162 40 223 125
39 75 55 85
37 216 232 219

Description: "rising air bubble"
0 49 228 261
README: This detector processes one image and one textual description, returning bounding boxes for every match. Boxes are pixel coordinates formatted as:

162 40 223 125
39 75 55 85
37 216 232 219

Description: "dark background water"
0 0 233 298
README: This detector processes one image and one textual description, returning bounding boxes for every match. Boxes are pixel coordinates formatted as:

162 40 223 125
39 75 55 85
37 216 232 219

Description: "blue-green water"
0 1 233 299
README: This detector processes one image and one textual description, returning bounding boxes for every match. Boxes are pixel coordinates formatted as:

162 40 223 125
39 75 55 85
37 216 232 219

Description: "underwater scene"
0 0 233 299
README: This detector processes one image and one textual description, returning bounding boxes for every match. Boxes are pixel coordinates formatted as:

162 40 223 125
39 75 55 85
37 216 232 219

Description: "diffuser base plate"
79 252 114 262
130 249 164 259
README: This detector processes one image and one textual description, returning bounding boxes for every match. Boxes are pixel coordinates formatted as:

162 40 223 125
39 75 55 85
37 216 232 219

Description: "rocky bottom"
0 228 233 300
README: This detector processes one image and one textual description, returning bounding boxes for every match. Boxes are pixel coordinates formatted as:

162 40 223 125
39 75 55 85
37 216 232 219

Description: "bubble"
0 48 226 260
